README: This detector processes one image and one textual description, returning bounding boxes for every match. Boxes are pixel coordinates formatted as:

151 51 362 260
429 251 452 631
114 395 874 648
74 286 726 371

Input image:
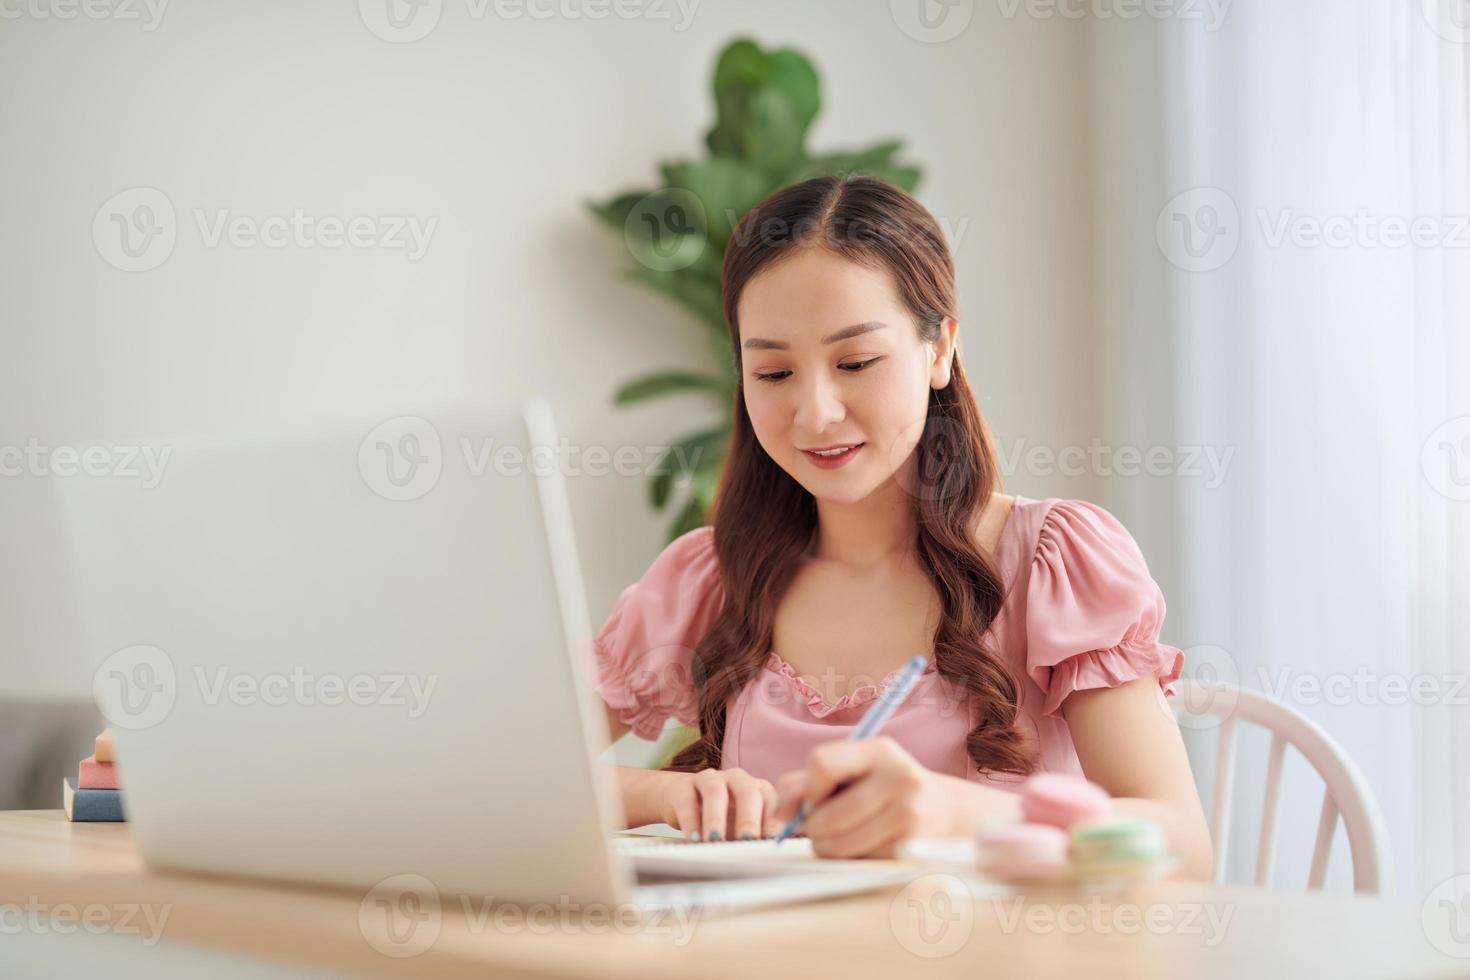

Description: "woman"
593 175 1212 879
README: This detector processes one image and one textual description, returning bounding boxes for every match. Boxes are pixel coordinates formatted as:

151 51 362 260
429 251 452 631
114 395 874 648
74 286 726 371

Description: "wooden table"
0 811 1463 979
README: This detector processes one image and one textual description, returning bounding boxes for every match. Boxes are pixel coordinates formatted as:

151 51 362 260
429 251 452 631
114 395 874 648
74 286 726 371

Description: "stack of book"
62 730 127 822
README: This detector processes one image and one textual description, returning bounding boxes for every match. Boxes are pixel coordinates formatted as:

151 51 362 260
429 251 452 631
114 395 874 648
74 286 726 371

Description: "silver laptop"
54 400 909 916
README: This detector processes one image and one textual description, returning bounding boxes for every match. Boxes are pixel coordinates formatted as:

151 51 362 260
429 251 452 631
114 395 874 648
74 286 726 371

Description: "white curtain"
1089 0 1469 896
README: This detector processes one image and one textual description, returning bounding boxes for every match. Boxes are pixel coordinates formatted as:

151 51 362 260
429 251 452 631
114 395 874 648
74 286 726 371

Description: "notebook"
614 834 917 879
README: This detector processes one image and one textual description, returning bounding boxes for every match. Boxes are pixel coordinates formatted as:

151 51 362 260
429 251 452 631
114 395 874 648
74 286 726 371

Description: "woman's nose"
793 372 846 432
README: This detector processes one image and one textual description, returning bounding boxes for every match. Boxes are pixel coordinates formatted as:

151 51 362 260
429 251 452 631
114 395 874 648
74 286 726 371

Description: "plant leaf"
623 265 727 334
614 371 726 405
585 190 654 232
706 39 820 165
659 157 770 247
668 493 708 540
649 426 729 510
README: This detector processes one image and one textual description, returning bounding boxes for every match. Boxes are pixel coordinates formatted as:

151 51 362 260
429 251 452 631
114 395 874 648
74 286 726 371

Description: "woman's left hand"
772 736 955 858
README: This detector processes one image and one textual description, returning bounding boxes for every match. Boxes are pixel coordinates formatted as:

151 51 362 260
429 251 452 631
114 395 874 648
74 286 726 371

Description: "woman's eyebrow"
742 321 889 351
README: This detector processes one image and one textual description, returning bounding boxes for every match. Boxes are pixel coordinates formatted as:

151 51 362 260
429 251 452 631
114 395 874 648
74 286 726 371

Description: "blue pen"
773 654 929 844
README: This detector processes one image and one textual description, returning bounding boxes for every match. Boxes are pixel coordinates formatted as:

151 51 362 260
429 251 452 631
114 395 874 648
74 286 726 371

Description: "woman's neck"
808 474 917 571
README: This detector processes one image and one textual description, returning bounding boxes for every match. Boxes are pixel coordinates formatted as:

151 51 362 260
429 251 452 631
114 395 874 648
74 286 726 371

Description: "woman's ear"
930 317 960 389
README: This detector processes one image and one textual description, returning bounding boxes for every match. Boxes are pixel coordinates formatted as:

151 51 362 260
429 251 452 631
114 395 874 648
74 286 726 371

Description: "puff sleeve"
1024 500 1185 719
590 525 725 740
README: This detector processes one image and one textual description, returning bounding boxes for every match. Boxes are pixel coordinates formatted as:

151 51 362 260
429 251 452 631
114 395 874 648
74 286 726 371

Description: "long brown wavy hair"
665 174 1037 778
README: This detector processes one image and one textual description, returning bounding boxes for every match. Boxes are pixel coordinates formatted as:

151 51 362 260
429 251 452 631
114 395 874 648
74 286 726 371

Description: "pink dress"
587 495 1185 789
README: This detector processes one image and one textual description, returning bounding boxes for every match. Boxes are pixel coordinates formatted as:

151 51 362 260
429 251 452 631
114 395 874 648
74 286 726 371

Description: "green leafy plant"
588 37 923 545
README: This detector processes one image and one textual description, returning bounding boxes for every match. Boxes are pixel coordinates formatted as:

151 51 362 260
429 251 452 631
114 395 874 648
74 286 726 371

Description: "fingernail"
691 832 701 842
740 833 754 841
709 831 721 842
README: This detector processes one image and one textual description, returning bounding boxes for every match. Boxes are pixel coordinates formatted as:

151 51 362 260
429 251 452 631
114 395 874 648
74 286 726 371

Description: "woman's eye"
753 358 880 384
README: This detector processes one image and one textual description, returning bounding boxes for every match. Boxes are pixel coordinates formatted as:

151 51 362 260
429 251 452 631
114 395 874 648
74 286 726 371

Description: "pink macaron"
976 823 1071 882
1020 773 1112 829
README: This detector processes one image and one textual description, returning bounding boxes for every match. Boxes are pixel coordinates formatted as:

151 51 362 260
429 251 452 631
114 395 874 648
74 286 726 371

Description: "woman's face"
737 246 957 505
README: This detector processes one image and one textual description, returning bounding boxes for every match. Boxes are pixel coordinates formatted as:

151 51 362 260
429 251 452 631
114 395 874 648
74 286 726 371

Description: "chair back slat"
1255 733 1287 886
1210 714 1238 886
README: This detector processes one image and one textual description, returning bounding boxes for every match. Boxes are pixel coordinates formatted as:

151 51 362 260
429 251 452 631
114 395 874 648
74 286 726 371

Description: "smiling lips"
801 443 864 467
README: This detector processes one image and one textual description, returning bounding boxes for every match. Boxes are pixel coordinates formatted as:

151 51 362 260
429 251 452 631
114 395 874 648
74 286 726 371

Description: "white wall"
0 1 1099 697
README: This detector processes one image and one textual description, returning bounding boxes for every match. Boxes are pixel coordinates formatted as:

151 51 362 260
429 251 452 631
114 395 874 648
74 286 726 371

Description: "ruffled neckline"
762 651 939 719
758 495 1026 720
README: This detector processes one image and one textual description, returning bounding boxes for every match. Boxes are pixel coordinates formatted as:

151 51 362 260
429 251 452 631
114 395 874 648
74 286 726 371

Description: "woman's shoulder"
644 525 720 585
1001 495 1142 561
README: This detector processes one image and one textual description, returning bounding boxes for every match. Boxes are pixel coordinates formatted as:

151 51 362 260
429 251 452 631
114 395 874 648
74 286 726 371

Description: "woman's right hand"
655 768 781 842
